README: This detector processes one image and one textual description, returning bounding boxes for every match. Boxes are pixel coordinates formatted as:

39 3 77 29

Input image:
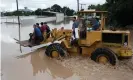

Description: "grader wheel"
91 48 118 65
45 43 66 58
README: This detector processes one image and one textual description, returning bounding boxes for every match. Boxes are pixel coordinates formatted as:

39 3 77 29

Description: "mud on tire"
91 48 118 65
45 43 66 58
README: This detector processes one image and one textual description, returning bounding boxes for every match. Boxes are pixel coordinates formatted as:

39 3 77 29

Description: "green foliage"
4 10 34 16
12 11 23 16
61 6 75 16
3 4 75 16
51 4 62 12
34 4 75 16
88 0 133 26
106 0 133 26
88 4 107 11
35 8 42 16
4 12 13 16
34 8 55 16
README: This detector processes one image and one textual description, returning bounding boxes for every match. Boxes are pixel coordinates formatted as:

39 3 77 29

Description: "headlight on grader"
120 48 133 58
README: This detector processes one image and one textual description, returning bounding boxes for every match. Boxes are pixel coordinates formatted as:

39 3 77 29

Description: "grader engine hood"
102 30 130 46
102 30 132 58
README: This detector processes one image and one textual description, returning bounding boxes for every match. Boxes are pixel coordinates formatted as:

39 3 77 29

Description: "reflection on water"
50 17 71 25
17 48 73 79
0 34 16 43
1 17 77 80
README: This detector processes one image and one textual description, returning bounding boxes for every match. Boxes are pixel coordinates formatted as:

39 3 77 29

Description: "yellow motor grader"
16 11 133 65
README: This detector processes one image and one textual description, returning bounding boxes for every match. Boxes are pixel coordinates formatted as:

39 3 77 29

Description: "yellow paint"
97 56 108 64
52 51 59 58
101 45 133 57
79 40 86 45
62 40 71 49
119 48 133 57
128 32 130 47
102 30 130 34
79 31 102 46
81 47 95 57
67 47 80 56
86 31 102 45
60 33 72 49
40 28 72 44
102 43 122 47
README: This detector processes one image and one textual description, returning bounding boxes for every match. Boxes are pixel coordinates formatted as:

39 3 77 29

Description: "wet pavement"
1 17 133 80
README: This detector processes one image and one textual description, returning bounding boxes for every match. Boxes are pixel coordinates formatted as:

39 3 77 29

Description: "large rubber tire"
45 43 66 58
91 48 118 65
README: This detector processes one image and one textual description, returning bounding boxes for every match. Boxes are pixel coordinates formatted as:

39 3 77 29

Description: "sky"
0 0 106 12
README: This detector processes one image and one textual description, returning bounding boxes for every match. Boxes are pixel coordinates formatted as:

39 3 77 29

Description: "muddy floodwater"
1 17 133 80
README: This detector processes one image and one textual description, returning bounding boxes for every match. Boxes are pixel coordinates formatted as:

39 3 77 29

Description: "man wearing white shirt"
72 17 79 39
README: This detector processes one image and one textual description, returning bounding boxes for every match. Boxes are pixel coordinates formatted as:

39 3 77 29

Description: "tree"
61 6 75 16
35 8 42 15
88 5 97 9
61 6 68 13
105 0 133 26
88 4 107 11
12 10 23 16
34 4 75 16
51 4 62 12
42 7 51 11
66 9 75 16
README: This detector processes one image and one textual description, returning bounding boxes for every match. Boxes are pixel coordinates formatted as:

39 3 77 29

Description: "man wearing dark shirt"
44 22 51 38
90 18 100 30
36 23 41 31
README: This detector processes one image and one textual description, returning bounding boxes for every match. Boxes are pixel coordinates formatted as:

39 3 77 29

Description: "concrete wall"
56 13 64 23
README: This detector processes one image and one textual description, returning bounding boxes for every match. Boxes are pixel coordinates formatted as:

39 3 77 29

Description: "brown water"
1 19 133 80
1 19 78 80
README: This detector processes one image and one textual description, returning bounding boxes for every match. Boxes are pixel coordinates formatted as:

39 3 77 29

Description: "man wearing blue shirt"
90 18 100 30
33 24 43 45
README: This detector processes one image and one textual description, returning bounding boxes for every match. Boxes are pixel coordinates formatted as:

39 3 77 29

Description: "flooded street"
1 17 133 80
1 17 79 80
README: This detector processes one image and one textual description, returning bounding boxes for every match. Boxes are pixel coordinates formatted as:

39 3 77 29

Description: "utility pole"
16 0 22 53
80 3 86 11
77 0 79 11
